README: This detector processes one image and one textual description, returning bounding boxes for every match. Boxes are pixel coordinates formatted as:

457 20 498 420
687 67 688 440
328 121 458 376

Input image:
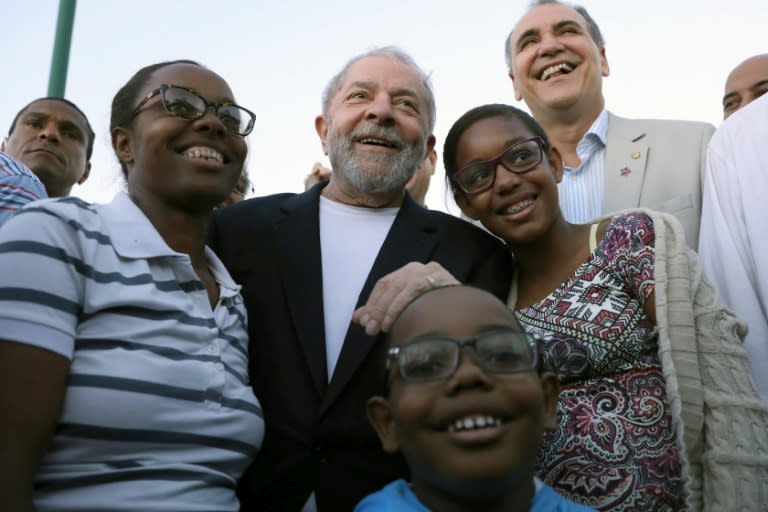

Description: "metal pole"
47 0 77 97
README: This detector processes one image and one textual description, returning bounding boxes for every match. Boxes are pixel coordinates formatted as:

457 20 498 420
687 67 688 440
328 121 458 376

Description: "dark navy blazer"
209 183 513 511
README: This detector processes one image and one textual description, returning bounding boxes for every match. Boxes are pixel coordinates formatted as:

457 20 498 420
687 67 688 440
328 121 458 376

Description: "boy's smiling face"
367 286 559 498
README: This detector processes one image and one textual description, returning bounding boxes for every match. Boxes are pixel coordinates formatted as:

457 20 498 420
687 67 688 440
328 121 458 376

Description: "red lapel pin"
620 166 631 176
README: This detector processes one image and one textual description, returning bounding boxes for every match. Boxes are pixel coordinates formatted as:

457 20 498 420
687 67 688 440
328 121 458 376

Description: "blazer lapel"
274 185 328 394
319 196 438 415
604 113 649 213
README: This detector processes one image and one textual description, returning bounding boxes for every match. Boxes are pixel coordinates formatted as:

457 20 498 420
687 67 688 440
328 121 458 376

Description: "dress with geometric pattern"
514 212 686 511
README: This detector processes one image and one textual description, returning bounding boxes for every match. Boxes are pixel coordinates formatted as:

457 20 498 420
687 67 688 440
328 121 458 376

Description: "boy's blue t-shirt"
354 479 596 511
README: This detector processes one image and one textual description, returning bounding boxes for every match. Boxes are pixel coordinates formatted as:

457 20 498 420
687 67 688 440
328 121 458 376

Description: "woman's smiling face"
115 62 248 210
453 115 563 245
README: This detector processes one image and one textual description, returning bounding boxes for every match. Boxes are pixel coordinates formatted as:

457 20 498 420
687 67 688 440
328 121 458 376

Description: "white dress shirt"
699 94 768 403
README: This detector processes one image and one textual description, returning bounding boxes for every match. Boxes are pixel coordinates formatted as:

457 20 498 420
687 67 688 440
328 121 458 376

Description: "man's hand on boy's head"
352 261 460 336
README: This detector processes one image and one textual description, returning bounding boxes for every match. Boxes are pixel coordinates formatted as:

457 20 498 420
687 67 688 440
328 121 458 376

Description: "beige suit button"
631 151 641 159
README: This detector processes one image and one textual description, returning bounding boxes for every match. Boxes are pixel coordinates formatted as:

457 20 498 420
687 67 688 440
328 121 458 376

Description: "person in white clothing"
699 93 768 403
722 53 768 119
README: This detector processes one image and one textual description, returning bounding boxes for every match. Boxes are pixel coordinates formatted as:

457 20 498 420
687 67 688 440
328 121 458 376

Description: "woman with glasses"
0 60 262 511
431 104 767 511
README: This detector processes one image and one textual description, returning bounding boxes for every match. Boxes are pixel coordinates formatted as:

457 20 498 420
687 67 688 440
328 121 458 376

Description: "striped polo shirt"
0 192 263 511
558 108 608 223
0 151 47 226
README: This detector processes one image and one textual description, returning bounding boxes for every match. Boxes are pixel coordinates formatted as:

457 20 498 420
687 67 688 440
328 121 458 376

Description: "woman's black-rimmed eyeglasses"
132 84 256 136
451 136 546 196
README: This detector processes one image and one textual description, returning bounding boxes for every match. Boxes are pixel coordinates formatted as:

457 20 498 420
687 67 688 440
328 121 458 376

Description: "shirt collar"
586 107 609 145
99 191 179 259
98 191 239 294
206 246 240 296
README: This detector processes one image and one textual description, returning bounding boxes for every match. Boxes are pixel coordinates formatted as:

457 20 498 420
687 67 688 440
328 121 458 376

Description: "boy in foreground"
358 285 594 511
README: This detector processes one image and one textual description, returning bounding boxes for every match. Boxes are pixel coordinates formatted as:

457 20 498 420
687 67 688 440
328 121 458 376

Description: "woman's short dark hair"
110 59 202 177
442 103 552 196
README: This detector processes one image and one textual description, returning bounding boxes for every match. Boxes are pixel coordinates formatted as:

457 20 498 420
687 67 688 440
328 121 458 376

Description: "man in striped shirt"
1 97 94 220
0 151 47 225
504 0 713 248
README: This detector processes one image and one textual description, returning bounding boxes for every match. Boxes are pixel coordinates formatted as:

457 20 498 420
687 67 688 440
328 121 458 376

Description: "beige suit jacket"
604 112 715 249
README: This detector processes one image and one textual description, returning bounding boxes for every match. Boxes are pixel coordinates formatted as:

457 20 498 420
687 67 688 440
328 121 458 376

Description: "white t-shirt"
300 197 399 511
319 196 398 379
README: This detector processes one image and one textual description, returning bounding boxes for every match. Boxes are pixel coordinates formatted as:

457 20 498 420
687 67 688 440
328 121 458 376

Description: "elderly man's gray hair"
321 46 436 134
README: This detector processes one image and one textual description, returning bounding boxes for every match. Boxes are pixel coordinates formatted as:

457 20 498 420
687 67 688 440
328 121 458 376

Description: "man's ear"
111 127 134 172
600 48 610 77
454 191 480 221
426 148 437 175
540 372 560 432
315 115 330 155
548 146 565 184
425 134 436 156
366 396 400 454
77 162 91 185
508 71 523 102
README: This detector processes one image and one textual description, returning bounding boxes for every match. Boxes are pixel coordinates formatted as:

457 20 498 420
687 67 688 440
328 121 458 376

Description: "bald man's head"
723 54 768 119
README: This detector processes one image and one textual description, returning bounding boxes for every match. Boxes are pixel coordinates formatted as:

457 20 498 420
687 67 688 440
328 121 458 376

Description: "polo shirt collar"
99 191 179 259
98 191 239 294
207 247 241 297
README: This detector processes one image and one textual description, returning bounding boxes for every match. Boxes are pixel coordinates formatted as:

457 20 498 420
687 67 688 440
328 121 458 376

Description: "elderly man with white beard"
208 46 513 512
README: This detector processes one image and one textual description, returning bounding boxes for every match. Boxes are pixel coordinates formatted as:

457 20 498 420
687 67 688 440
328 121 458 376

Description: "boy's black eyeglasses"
386 328 541 382
132 84 256 136
451 136 546 196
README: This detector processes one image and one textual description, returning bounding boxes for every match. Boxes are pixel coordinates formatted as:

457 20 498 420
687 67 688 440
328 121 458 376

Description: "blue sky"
1 0 764 213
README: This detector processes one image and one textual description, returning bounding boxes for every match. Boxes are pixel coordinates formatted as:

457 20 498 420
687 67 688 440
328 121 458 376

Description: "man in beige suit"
504 0 713 248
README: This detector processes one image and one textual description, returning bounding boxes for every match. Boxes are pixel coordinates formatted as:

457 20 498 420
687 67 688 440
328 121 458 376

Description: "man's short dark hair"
8 97 95 160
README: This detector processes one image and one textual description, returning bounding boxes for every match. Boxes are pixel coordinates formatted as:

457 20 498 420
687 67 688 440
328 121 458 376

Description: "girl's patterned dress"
514 212 686 511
